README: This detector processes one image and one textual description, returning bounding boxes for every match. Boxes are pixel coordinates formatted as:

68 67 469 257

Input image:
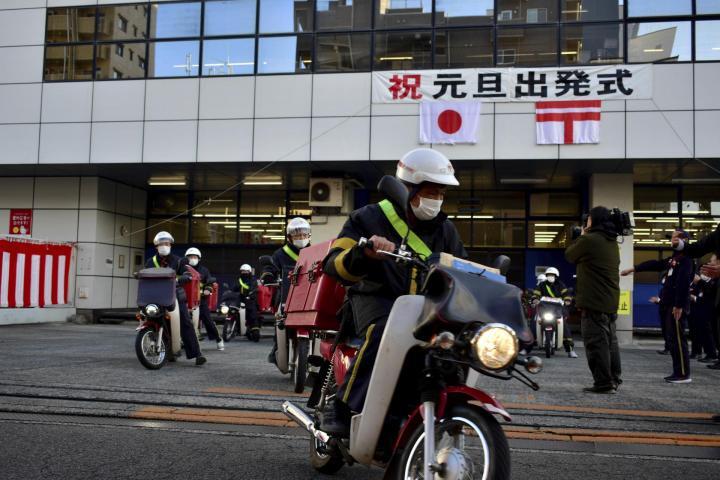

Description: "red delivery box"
207 282 219 311
257 283 276 314
183 266 201 310
284 239 346 330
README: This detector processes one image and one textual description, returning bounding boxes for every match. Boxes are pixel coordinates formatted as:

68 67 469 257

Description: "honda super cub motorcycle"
534 297 565 358
135 267 182 370
282 176 542 480
218 289 247 342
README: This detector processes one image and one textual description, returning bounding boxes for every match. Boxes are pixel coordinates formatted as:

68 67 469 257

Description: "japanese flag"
536 100 601 144
419 101 481 144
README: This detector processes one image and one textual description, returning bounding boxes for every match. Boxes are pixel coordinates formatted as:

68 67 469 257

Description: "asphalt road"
0 322 719 480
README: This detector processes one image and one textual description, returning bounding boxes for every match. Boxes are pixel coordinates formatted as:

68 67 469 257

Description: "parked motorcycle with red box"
281 176 542 479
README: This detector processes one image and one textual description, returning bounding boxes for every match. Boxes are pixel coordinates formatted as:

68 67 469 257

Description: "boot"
320 400 351 438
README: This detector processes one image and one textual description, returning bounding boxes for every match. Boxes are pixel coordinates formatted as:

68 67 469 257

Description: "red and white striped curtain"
0 238 73 308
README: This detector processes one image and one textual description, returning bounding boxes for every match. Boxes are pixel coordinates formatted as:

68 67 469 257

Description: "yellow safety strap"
282 244 299 262
378 200 432 259
545 284 557 298
152 256 160 268
239 278 249 292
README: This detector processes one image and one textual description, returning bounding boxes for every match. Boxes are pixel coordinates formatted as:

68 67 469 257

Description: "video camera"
571 208 634 240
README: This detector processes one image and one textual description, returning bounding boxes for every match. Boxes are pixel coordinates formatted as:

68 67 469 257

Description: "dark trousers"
659 306 671 351
199 300 220 342
664 309 690 378
581 309 622 389
563 321 574 351
690 306 717 358
244 300 260 330
176 287 201 359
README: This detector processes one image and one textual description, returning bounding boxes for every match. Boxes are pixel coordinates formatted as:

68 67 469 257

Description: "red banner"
9 209 32 236
0 238 72 308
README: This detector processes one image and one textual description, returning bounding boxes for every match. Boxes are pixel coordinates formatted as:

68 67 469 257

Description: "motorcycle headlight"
220 305 230 315
542 312 554 321
144 304 159 317
470 324 519 371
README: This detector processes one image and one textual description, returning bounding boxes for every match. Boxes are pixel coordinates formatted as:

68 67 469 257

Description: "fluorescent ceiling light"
561 51 578 55
148 176 186 186
209 221 236 225
534 223 564 227
671 178 720 184
646 219 679 223
239 229 266 232
499 178 548 185
379 56 413 61
633 210 664 214
643 48 664 53
244 181 283 186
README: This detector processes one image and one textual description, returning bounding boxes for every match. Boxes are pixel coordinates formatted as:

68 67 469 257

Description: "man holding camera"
565 206 622 394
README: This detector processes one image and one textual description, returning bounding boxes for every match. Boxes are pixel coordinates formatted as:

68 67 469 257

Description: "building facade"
0 0 719 342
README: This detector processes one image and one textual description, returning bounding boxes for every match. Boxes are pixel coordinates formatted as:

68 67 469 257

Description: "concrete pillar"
589 174 634 344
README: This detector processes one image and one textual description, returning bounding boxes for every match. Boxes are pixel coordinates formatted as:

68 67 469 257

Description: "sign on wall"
373 64 653 103
9 209 32 237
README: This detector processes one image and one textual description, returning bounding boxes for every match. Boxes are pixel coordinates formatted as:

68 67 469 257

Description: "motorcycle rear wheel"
135 328 168 370
398 405 510 480
293 338 309 393
309 436 344 474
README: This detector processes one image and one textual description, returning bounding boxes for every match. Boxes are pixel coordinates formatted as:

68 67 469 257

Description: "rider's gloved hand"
363 235 396 260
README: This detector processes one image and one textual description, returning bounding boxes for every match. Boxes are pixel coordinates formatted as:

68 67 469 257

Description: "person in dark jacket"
532 266 578 358
320 148 467 436
185 247 223 351
689 268 718 363
565 206 621 393
261 217 311 364
622 229 694 383
145 231 206 365
234 264 260 338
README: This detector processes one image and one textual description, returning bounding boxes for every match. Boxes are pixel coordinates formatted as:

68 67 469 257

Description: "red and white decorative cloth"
0 238 73 308
419 100 482 144
536 100 601 144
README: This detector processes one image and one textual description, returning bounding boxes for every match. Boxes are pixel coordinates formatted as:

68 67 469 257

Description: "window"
44 45 94 81
150 2 201 39
239 189 287 245
628 21 691 63
471 220 526 248
497 0 557 24
191 191 238 243
434 0 493 26
497 48 516 65
435 28 494 68
529 192 580 216
317 0 372 30
315 33 372 72
149 192 189 215
496 26 558 66
697 0 720 14
634 186 677 213
458 192 526 218
95 42 147 79
118 15 128 33
695 20 720 61
627 0 691 17
257 35 313 73
528 221 575 248
374 31 432 70
46 7 96 43
375 0 432 29
259 0 314 34
561 0 623 22
202 38 255 75
561 23 623 65
146 218 189 244
115 44 124 56
205 0 257 35
147 41 200 77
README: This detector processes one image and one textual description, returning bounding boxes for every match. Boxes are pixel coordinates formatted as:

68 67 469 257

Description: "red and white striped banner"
0 238 73 308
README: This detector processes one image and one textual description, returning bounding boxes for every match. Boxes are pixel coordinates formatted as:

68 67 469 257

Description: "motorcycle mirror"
258 255 274 268
377 175 410 217
492 255 512 277
524 356 543 375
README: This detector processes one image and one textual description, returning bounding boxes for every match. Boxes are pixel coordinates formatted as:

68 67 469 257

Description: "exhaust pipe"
282 401 330 444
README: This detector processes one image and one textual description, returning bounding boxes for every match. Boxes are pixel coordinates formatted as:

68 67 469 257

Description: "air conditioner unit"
309 178 344 207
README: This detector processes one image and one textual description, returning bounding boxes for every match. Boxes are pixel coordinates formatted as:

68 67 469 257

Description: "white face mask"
157 245 171 256
411 196 443 221
700 274 711 282
547 275 556 284
293 238 310 249
188 258 199 267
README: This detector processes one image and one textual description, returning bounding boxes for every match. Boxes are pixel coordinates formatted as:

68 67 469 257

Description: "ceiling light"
671 178 720 184
499 178 548 185
534 223 565 227
244 181 283 186
379 56 413 61
633 210 664 214
643 48 664 53
561 51 578 55
148 176 186 186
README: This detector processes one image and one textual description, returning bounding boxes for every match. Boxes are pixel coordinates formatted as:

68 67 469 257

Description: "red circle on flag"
437 109 462 134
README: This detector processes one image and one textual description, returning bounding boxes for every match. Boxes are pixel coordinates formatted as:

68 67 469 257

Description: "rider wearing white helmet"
320 148 467 436
536 273 547 286
185 247 223 351
145 232 206 365
532 266 577 358
234 263 261 339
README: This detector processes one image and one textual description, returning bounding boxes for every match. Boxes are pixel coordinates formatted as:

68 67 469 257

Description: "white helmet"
240 264 252 273
545 267 560 277
287 217 311 236
153 231 174 246
396 148 459 187
185 247 201 258
536 273 547 285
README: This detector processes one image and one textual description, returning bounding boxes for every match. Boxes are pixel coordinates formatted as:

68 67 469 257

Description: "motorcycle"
534 297 565 358
218 289 248 342
135 267 182 370
281 176 542 479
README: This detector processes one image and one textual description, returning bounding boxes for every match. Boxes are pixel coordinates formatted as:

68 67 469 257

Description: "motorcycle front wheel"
135 327 168 370
222 319 237 342
293 338 309 393
544 333 553 358
398 405 510 480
